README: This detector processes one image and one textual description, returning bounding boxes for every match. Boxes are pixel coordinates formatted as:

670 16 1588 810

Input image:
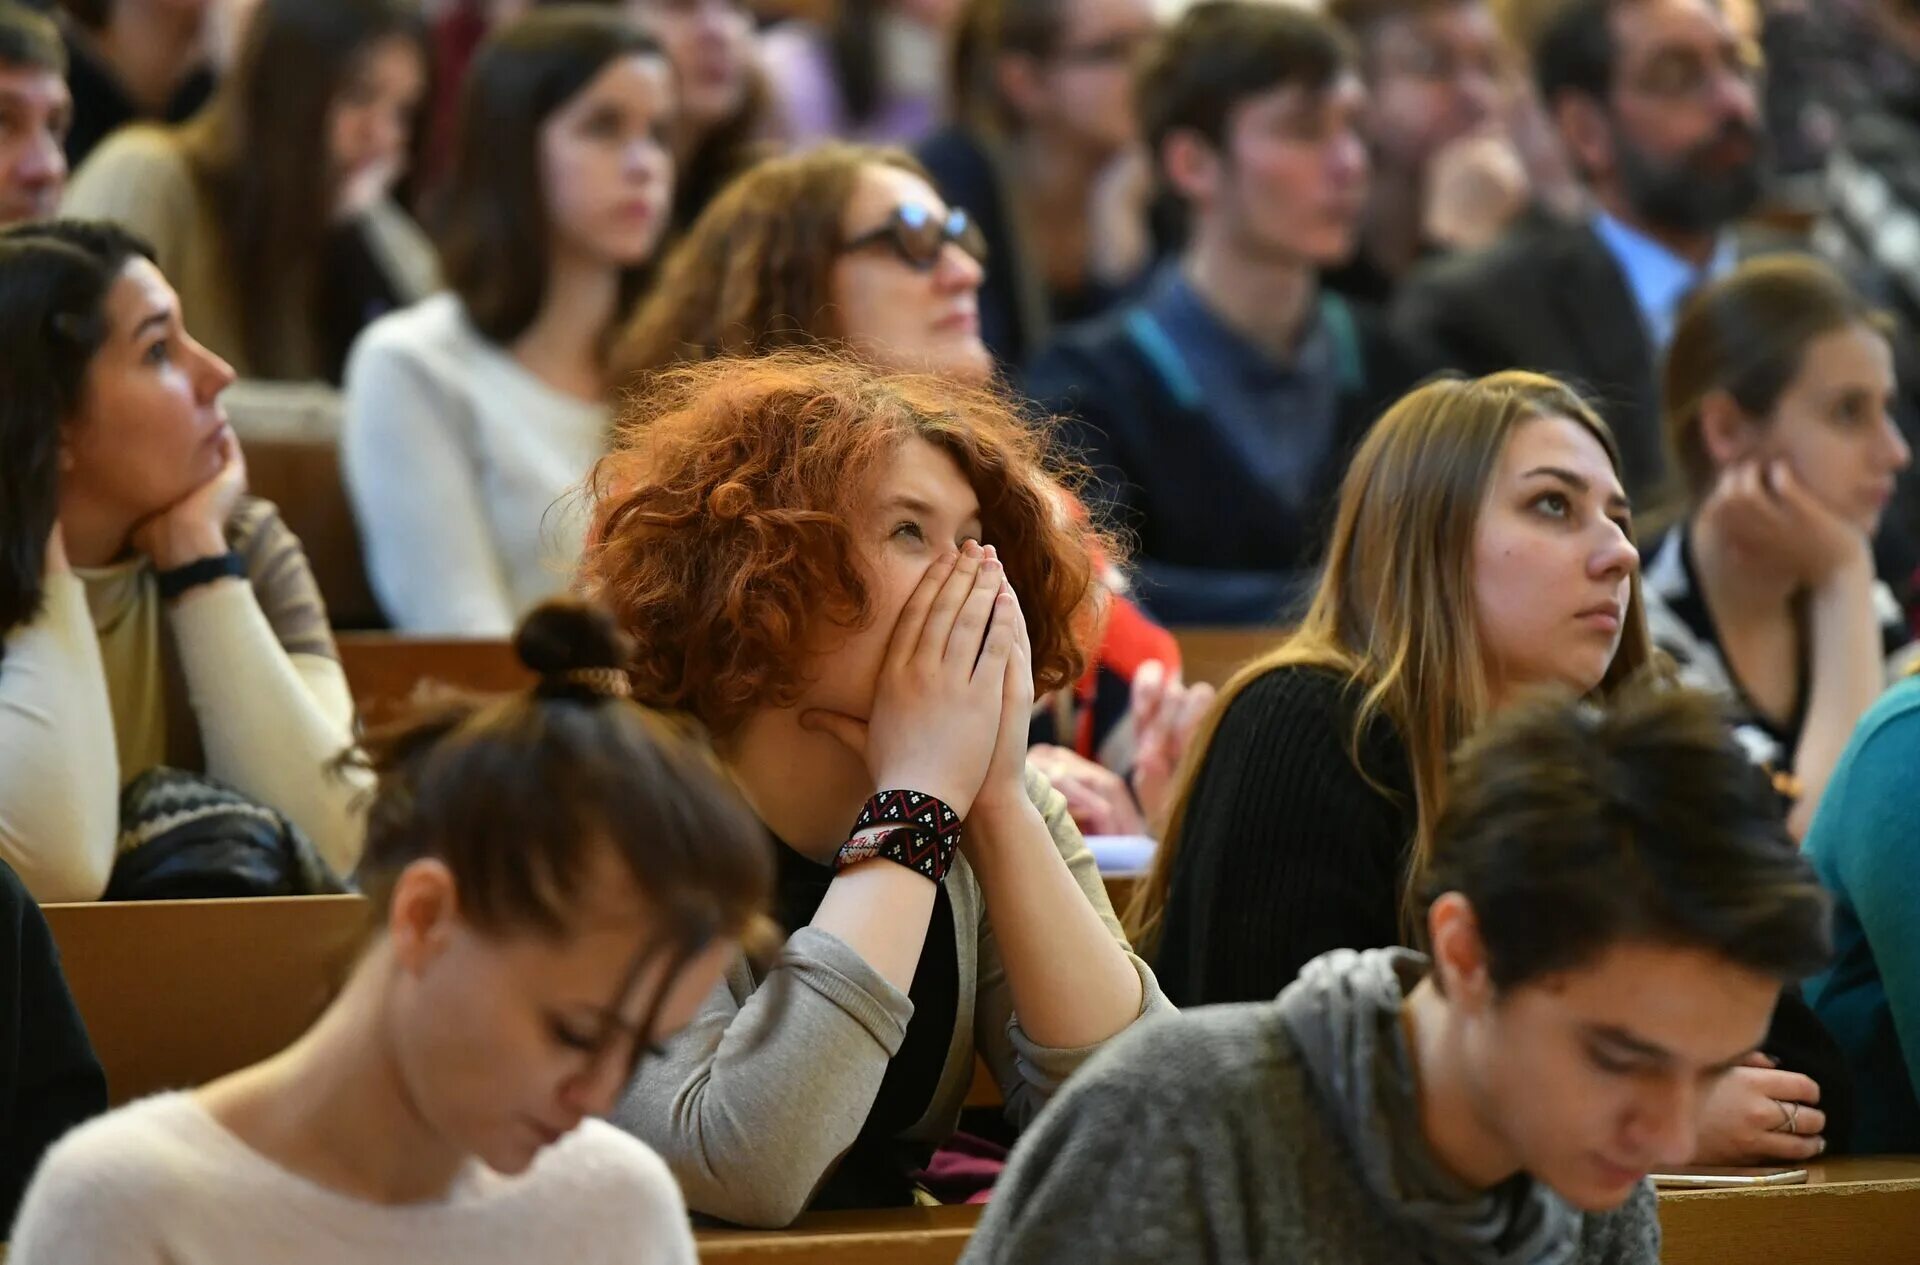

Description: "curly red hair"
580 353 1102 737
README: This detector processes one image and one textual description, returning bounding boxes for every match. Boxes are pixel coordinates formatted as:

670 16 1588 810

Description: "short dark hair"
1532 0 1617 107
437 6 663 346
0 2 64 76
1136 0 1354 161
0 219 152 641
1427 684 1832 991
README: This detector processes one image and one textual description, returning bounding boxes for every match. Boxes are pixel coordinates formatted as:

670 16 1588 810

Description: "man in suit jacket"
1393 0 1763 500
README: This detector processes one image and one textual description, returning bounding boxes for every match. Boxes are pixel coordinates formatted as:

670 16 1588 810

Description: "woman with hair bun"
9 598 774 1265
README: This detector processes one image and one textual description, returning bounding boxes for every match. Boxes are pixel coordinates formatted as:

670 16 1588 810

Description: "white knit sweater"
8 1093 697 1264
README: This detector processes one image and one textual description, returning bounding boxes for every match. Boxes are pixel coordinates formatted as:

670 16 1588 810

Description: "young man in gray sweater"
965 685 1834 1264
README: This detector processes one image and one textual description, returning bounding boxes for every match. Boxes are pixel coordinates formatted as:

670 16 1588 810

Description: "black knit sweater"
1153 664 1416 1008
1150 665 1858 1148
0 857 107 1228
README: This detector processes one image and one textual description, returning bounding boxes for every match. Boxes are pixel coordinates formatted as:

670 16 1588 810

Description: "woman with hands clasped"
0 219 362 904
613 144 1213 840
1647 256 1918 842
580 353 1170 1227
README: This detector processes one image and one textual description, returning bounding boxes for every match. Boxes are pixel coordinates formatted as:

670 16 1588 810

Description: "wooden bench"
338 628 1280 725
342 627 1290 704
336 634 531 726
691 1159 1920 1264
1169 626 1285 690
39 873 1127 1114
244 436 385 631
1657 1157 1920 1265
698 1206 982 1263
43 895 370 1105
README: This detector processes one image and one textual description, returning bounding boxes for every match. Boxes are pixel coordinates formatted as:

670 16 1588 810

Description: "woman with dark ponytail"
9 599 774 1265
0 218 362 903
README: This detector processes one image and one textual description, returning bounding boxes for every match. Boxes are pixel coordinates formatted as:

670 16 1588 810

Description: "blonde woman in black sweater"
1124 369 1846 1167
1126 371 1652 1002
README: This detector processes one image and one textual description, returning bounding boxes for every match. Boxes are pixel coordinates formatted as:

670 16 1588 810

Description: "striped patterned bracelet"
832 789 963 883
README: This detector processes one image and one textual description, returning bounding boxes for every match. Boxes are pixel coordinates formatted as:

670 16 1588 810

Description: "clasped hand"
801 542 1034 826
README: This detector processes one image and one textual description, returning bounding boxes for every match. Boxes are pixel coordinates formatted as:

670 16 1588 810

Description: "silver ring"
1774 1099 1795 1134
1788 1102 1801 1136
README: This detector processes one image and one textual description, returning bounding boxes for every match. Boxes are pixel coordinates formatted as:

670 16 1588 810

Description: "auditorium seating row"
25 615 1913 1263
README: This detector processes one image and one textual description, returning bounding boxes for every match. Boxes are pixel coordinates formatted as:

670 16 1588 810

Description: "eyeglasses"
1052 29 1156 67
1379 44 1512 87
840 202 989 273
1624 40 1764 105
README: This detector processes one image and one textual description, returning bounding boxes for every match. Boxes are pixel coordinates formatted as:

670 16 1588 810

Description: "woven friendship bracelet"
832 789 963 882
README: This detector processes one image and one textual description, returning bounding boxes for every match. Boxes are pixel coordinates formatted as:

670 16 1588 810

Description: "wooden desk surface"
697 1206 982 1263
692 1160 1920 1264
1657 1156 1920 1265
1657 1155 1920 1197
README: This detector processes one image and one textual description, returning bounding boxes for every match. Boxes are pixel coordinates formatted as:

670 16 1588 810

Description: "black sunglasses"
840 202 989 272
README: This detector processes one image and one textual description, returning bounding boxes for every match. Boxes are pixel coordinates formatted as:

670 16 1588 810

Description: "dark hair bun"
514 600 634 676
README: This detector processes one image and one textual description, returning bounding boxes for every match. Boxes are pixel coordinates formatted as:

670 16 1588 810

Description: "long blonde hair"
1124 372 1655 949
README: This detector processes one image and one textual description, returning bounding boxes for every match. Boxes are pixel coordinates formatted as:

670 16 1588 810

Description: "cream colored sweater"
8 1093 698 1264
0 501 364 901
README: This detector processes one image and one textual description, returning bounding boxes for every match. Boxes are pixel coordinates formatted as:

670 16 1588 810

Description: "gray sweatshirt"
615 767 1172 1228
963 948 1662 1265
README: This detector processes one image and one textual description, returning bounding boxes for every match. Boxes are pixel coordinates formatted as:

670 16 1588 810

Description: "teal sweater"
1804 677 1920 1152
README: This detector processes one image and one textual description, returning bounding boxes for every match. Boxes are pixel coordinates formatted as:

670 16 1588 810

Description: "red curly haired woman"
612 142 1215 839
580 353 1172 1227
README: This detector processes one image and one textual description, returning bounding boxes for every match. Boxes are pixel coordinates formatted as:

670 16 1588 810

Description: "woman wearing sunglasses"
616 143 1216 842
618 143 991 384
